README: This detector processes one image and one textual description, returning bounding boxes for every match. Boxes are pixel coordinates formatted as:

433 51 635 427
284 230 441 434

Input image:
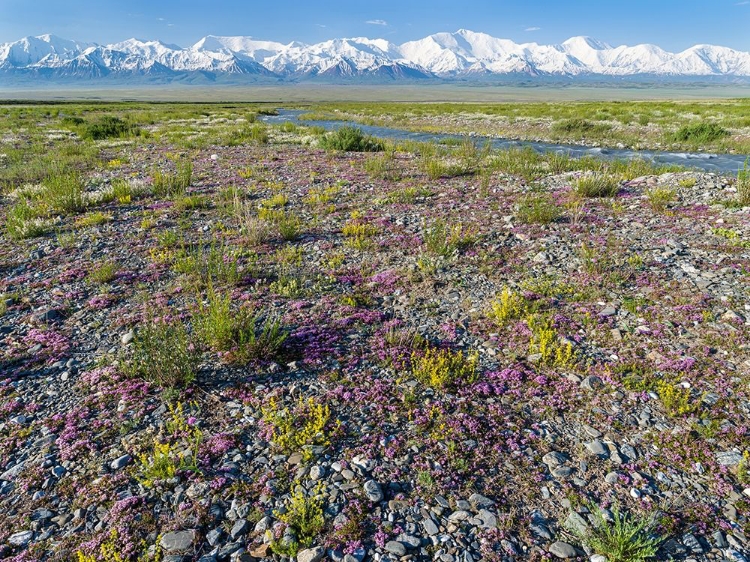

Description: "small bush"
195 287 287 364
737 158 750 206
422 219 476 257
277 212 302 241
571 504 661 562
320 126 383 152
527 314 574 368
645 186 677 212
262 397 335 457
174 194 210 211
364 151 401 180
671 122 729 144
272 486 326 558
575 174 620 198
553 118 612 136
88 261 118 284
120 316 199 389
411 347 479 390
152 161 192 198
75 211 111 228
516 193 562 224
489 287 532 327
81 116 139 140
45 171 85 214
5 199 50 240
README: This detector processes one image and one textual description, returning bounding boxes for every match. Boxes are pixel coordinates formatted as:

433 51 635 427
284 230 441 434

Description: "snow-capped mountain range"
2 30 750 82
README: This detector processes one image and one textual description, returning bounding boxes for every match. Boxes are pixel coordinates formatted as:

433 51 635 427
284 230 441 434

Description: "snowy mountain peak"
1 30 749 81
562 36 612 51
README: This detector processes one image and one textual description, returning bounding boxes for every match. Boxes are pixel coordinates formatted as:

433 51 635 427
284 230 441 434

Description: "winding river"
263 109 748 175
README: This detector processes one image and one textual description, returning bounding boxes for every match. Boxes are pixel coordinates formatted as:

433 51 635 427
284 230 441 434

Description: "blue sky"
1 0 749 51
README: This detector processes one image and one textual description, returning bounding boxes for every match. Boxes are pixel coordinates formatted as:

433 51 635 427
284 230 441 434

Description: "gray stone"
8 530 33 546
298 546 325 562
552 466 573 478
531 523 554 541
585 439 609 458
206 528 223 547
565 512 589 535
581 376 604 392
542 451 567 467
121 331 134 345
599 305 617 317
727 550 749 562
309 465 326 480
1 461 26 481
422 518 439 536
230 519 250 540
254 516 272 533
363 479 384 503
385 541 406 557
682 533 703 554
713 530 729 549
717 451 744 467
605 472 620 484
549 541 577 558
160 530 196 553
478 509 498 529
110 454 132 470
448 510 471 522
469 493 494 509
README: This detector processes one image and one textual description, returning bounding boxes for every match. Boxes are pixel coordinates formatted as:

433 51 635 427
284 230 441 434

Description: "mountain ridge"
2 30 750 82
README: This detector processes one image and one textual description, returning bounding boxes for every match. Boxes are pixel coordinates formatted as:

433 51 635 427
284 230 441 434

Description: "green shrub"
272 486 326 558
5 199 49 240
44 171 85 214
516 193 562 224
195 287 287 364
320 126 383 152
88 261 118 284
570 504 661 562
364 151 401 180
80 116 139 140
737 158 750 206
120 316 199 389
152 161 192 198
553 119 612 136
671 122 729 144
422 218 476 257
575 174 620 198
645 186 677 212
411 347 479 390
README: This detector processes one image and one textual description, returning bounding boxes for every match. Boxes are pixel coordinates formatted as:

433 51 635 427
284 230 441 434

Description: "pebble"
110 454 132 470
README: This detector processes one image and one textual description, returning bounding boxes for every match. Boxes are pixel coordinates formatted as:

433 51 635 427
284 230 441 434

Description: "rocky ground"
1 111 749 562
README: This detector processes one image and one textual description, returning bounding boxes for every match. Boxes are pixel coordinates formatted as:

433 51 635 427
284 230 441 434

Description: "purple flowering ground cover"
0 103 749 561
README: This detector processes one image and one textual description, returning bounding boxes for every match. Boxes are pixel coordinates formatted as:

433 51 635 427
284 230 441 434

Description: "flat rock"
542 451 567 467
8 530 33 546
160 530 197 553
298 546 325 562
549 541 577 558
385 541 406 557
717 451 744 466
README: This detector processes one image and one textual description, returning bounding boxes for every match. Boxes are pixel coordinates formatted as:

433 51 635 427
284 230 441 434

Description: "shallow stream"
263 109 748 174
